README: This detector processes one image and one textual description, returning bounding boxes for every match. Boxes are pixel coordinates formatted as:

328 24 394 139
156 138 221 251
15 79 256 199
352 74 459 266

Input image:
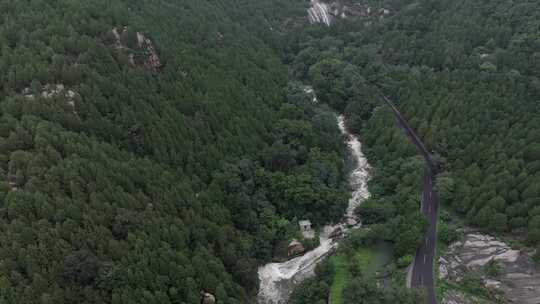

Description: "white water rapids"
257 115 371 304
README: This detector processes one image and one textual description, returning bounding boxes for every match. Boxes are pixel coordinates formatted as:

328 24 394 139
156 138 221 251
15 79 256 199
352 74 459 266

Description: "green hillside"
0 0 348 303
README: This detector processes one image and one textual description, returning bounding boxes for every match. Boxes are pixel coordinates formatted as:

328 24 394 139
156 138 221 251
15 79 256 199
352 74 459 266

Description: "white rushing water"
257 115 371 304
338 116 371 227
307 0 332 26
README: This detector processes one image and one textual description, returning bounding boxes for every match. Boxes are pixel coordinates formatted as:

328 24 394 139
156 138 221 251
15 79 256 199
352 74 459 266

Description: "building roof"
299 220 312 226
289 239 302 247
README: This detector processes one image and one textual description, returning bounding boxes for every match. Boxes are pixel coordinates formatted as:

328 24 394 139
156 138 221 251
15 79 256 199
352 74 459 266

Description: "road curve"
378 92 439 304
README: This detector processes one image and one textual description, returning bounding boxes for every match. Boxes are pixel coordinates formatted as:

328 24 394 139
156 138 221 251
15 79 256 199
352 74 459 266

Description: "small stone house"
299 220 314 239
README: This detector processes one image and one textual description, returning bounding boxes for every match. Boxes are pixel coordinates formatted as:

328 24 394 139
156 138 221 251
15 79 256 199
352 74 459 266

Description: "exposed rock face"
441 229 540 304
24 84 76 100
442 290 475 304
111 27 161 70
200 292 216 304
345 4 390 18
135 32 161 70
438 257 449 279
302 86 318 103
23 84 78 114
483 278 502 289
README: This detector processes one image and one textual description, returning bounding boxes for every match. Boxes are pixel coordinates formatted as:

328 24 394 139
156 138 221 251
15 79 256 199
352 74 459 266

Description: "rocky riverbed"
440 228 540 304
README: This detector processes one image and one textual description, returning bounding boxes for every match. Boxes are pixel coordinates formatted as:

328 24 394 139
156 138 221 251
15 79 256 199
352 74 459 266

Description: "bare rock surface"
440 228 540 304
442 290 474 304
442 289 491 304
111 27 161 70
302 86 318 103
22 84 79 114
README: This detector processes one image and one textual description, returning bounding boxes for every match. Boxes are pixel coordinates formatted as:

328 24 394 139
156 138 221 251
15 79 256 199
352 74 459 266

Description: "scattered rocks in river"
258 227 338 304
287 240 305 257
440 228 540 304
329 226 344 240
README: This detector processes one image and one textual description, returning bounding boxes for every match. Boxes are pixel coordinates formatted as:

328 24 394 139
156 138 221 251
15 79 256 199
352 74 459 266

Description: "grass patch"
435 240 449 301
330 255 349 304
436 204 457 302
330 247 378 304
440 281 498 304
355 248 376 276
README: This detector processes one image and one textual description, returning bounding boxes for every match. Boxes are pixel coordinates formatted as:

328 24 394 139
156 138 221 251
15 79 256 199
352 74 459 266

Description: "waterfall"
257 115 371 304
307 0 332 26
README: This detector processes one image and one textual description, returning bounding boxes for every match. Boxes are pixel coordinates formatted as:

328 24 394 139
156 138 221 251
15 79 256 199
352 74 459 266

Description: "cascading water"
338 116 371 227
257 115 371 304
307 0 332 26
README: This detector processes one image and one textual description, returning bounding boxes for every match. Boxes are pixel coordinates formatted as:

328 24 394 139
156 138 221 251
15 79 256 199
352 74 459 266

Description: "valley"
0 0 538 303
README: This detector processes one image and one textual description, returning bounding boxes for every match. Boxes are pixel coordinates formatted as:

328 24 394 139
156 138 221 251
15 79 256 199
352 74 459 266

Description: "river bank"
257 114 371 304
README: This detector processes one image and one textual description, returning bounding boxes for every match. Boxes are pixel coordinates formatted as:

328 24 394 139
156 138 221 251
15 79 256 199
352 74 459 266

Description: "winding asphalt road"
378 92 439 304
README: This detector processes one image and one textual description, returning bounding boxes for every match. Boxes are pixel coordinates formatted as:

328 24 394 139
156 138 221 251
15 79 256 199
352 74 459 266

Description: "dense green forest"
282 0 540 302
284 0 540 247
0 0 351 303
1 0 540 303
286 0 428 266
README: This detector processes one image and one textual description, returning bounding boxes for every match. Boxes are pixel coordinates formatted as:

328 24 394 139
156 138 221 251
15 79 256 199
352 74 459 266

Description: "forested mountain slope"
0 0 347 303
372 0 540 241
3 0 539 303
280 0 540 302
286 0 540 243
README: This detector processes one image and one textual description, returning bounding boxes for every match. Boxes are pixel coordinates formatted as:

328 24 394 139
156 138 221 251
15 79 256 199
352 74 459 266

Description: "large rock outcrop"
440 229 540 304
111 27 161 70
